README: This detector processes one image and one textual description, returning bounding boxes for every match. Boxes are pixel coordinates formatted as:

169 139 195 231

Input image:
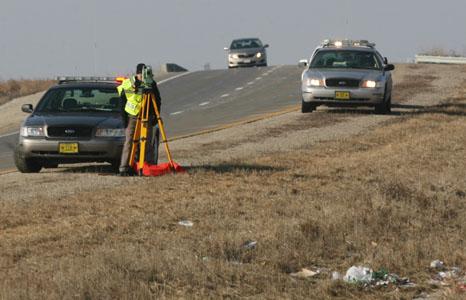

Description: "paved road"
0 66 302 171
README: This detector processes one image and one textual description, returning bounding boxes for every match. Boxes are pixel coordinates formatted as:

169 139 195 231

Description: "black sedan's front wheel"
14 145 42 173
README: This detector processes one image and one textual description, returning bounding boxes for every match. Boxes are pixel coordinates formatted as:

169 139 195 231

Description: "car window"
310 50 382 70
36 87 121 113
230 39 263 50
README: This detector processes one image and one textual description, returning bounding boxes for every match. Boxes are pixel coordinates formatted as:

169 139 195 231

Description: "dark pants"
119 116 160 172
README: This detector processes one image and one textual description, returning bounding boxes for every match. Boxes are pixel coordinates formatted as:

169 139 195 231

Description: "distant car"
14 77 125 173
300 39 395 114
225 38 269 68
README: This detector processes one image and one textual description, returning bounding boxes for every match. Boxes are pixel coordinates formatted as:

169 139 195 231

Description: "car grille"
47 126 93 139
326 78 360 88
238 53 255 58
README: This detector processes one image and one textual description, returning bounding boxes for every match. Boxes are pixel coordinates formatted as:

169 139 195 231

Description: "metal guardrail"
415 55 466 65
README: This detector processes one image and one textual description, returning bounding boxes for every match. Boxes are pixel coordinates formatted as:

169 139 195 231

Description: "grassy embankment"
0 66 465 299
0 79 55 106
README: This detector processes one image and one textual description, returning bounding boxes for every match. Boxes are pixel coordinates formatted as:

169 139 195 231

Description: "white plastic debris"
430 260 444 269
290 268 319 278
243 240 257 249
343 266 373 283
332 271 342 280
178 220 193 227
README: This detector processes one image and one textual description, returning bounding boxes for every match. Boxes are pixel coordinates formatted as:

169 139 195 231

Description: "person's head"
135 63 145 81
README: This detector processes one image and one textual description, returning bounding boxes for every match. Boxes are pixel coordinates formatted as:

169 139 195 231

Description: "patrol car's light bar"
322 39 376 48
115 77 127 83
56 76 124 84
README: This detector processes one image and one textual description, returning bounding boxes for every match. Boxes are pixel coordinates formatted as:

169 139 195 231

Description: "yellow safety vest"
117 77 143 116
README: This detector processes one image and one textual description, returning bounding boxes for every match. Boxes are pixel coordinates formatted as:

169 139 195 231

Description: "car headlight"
20 126 45 137
361 80 381 88
230 54 239 59
305 78 324 87
256 52 263 58
95 128 125 137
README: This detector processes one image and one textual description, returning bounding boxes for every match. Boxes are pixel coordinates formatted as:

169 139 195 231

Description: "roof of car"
233 37 261 41
49 81 119 90
317 47 376 52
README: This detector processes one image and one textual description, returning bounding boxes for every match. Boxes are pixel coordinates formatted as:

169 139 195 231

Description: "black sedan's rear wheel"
14 145 42 173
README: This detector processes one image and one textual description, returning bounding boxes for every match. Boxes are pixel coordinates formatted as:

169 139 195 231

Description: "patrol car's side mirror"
22 104 33 113
224 47 229 51
384 64 395 71
264 44 269 48
298 59 308 68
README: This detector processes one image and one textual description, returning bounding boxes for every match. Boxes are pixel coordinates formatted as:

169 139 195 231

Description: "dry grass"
1 109 466 298
0 79 55 106
0 70 465 299
392 74 437 102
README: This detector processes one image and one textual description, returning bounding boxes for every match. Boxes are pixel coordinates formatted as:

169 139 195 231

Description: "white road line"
170 111 184 116
235 87 244 91
0 131 19 139
247 81 254 85
158 72 192 85
221 94 230 98
255 77 262 80
199 101 210 106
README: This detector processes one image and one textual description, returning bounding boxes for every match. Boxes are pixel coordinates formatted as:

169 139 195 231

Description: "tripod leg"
149 93 175 167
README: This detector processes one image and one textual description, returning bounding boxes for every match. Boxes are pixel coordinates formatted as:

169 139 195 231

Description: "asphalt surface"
0 66 302 171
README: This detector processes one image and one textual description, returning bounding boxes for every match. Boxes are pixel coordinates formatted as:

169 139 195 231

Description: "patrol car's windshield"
310 50 382 70
35 87 121 113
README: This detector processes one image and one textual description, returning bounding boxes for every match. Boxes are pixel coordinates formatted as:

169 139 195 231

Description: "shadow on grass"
186 163 287 174
54 163 286 175
56 163 117 174
394 102 466 117
313 101 466 117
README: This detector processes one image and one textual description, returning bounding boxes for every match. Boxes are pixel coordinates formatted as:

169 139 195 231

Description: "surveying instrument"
128 66 181 176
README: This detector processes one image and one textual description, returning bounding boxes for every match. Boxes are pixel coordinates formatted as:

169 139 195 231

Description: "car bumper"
18 137 124 163
302 87 384 106
228 57 267 68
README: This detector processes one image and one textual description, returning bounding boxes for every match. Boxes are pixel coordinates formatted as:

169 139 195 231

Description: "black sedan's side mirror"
21 104 33 113
384 64 395 71
264 44 269 48
383 57 388 64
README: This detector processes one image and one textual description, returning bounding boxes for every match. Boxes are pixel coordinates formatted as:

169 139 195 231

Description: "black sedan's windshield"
310 50 382 70
230 39 263 50
36 87 121 113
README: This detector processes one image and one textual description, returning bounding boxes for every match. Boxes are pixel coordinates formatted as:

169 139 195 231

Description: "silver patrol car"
225 38 269 68
14 77 125 173
300 39 395 114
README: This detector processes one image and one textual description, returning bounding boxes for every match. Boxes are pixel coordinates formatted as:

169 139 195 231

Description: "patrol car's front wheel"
14 145 42 173
375 92 391 115
301 100 316 113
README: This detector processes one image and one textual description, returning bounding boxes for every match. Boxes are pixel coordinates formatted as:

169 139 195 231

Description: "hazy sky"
1 0 465 79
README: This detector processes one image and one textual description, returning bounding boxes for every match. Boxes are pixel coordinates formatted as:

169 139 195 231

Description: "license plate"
59 143 79 154
243 59 251 63
335 91 350 100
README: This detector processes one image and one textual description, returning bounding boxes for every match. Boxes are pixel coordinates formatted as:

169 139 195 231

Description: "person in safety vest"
117 63 162 176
